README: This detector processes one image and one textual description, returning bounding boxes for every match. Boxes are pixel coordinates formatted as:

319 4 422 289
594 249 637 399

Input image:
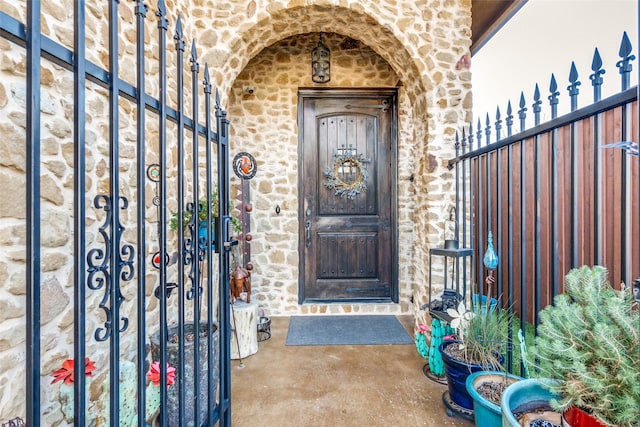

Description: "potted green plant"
438 296 511 416
523 265 640 427
170 190 241 250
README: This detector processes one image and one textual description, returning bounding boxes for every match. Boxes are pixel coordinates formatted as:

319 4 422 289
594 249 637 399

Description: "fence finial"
548 74 559 119
203 64 212 94
495 106 502 142
157 0 167 23
518 92 527 132
484 113 492 145
616 31 635 90
567 61 581 112
505 101 513 137
190 40 199 66
589 48 605 102
532 84 542 126
174 16 185 51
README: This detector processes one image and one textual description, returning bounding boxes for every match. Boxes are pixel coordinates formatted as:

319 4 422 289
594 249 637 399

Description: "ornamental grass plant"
530 265 640 427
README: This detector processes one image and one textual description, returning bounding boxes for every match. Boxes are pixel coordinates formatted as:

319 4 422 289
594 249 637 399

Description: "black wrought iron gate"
1 1 232 426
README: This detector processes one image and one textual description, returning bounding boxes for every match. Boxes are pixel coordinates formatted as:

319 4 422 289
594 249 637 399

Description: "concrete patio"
231 316 474 427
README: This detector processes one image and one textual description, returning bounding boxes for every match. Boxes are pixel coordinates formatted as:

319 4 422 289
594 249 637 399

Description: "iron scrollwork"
87 194 134 342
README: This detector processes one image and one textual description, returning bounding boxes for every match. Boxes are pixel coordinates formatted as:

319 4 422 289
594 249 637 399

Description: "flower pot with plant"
466 370 522 427
439 298 511 416
169 190 241 251
527 265 640 427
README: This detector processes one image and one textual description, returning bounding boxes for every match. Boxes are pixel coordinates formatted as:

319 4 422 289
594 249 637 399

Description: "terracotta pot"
561 406 607 427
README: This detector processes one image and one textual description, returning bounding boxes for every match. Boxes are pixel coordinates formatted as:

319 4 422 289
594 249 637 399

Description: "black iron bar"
25 1 42 425
203 64 216 426
485 114 492 298
617 32 633 287
108 2 122 424
468 125 475 302
190 40 202 427
590 50 604 265
620 104 630 287
534 132 541 327
461 129 468 290
496 145 503 300
73 1 87 425
476 119 484 297
551 126 559 299
156 2 169 426
506 143 513 373
134 2 148 425
217 91 232 426
174 16 187 427
568 64 581 272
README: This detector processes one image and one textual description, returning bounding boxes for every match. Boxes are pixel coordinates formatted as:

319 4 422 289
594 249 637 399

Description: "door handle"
305 220 311 248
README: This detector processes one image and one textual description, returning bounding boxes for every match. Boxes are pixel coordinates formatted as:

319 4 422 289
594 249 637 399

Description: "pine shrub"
531 265 640 427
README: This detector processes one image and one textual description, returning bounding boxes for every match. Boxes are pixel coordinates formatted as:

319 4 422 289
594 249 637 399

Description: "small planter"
150 322 219 427
198 219 218 252
465 370 521 427
439 340 496 413
501 378 561 427
561 406 607 427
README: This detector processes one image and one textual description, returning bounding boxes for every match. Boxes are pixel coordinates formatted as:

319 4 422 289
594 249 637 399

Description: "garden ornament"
230 265 251 304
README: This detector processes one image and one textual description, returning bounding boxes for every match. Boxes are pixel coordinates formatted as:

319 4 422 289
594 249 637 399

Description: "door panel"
298 89 397 303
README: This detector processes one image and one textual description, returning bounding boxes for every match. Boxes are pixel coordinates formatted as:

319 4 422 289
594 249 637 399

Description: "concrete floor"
230 316 474 427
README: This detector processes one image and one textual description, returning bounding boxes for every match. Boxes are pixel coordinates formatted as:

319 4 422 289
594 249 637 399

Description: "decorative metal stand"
442 391 474 420
257 316 271 342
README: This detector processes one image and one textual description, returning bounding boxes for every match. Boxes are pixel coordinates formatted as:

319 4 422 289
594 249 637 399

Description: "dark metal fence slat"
216 90 233 425
134 2 148 425
73 1 88 424
26 1 42 425
203 63 218 426
156 1 169 425
190 40 202 427
568 62 581 112
108 2 123 424
173 15 187 426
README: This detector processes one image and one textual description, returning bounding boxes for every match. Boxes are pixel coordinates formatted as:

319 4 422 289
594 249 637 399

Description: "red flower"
146 361 176 387
51 358 96 385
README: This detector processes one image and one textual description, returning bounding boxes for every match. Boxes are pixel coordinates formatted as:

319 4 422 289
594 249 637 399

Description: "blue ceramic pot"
439 340 497 410
500 378 560 427
198 220 216 251
466 370 522 427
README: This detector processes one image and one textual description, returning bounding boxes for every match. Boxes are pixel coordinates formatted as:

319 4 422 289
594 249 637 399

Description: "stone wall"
0 0 472 422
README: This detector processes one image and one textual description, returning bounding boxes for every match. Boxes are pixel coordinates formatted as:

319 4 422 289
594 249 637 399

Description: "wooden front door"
298 88 397 303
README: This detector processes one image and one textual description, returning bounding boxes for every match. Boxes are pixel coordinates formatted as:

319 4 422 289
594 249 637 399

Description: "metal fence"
1 1 232 425
449 32 638 373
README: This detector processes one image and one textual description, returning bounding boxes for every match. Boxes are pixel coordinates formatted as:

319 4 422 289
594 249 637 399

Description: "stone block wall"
0 0 473 422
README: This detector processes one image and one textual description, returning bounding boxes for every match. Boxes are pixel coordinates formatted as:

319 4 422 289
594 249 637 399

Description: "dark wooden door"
298 89 397 303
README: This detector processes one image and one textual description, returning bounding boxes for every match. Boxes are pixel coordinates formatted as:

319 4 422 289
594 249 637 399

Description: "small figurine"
230 265 251 304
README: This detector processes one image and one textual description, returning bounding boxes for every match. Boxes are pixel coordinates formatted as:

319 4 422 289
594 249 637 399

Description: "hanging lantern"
443 207 458 249
483 230 499 270
311 33 330 83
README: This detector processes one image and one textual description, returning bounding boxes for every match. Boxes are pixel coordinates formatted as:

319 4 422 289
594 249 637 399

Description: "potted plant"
170 190 241 250
438 296 511 416
525 265 640 427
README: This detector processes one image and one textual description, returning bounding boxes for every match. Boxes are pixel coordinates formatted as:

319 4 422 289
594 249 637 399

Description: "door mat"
285 315 414 346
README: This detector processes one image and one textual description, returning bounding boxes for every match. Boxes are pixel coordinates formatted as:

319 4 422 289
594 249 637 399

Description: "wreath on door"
323 153 369 200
